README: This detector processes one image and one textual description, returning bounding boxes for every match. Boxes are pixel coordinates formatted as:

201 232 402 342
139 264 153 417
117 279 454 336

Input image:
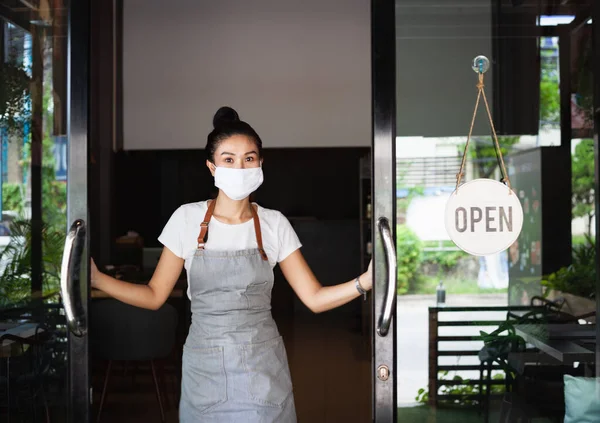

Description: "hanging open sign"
445 179 523 256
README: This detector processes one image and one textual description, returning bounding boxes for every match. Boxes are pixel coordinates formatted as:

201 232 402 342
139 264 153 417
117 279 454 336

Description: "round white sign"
445 179 523 256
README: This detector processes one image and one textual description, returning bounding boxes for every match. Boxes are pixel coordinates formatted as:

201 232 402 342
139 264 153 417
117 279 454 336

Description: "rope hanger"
456 56 512 193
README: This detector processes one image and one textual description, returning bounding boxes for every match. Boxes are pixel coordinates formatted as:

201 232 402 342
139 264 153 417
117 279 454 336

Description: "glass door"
388 1 599 422
0 0 90 421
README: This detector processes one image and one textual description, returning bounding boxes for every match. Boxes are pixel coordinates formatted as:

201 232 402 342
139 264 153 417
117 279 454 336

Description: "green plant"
397 225 422 294
16 85 68 230
573 30 594 128
572 139 595 236
541 234 596 299
410 275 505 296
539 74 560 127
458 136 520 180
415 371 506 406
422 250 469 273
479 320 526 375
415 313 551 408
2 77 67 229
2 182 25 213
0 218 65 307
396 225 422 295
0 60 31 135
396 186 424 216
480 307 562 374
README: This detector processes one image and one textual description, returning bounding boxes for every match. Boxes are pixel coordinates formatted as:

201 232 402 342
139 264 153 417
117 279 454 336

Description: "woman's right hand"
90 258 101 288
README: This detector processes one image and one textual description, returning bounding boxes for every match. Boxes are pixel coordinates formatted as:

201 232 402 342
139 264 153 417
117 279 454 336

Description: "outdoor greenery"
4 133 68 230
396 225 423 295
395 227 508 295
573 30 594 128
467 135 520 180
572 139 595 236
395 233 507 295
539 77 560 126
539 43 560 127
0 76 67 305
0 59 31 135
422 250 468 274
462 39 560 179
0 219 64 306
2 182 24 211
541 234 596 299
415 371 506 406
410 275 506 296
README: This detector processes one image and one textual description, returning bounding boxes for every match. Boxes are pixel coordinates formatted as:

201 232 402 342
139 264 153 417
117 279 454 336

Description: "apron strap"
197 200 269 261
250 204 269 261
197 199 216 249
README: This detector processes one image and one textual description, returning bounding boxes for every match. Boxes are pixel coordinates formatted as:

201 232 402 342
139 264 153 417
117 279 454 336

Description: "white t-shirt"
158 201 302 299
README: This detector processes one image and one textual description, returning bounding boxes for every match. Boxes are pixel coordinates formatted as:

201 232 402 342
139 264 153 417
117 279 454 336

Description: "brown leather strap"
197 200 269 261
197 199 216 249
250 205 269 261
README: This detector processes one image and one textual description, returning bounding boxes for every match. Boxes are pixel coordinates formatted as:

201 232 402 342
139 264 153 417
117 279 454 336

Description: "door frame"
67 0 91 421
592 0 600 377
371 0 397 421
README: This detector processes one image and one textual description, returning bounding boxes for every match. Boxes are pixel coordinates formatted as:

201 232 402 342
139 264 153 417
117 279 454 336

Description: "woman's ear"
206 160 216 176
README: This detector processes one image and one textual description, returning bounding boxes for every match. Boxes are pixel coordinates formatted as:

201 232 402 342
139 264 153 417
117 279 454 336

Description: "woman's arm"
279 249 372 314
91 247 184 310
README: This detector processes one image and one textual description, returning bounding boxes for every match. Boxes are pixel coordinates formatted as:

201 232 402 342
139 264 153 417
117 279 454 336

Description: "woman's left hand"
360 259 373 291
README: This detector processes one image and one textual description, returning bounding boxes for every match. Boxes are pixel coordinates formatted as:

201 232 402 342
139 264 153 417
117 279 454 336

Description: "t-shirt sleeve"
158 206 186 258
277 213 302 263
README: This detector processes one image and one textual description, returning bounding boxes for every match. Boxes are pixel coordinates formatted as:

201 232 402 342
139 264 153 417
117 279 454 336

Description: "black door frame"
592 0 600 377
371 0 397 421
67 0 91 421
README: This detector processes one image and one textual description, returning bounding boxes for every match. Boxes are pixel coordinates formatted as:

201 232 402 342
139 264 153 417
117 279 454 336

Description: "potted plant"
0 218 65 308
542 236 596 318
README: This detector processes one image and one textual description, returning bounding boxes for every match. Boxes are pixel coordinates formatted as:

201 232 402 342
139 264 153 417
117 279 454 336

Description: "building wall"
122 0 371 150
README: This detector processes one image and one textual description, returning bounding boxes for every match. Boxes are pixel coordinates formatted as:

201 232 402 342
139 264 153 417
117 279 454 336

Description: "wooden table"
515 323 595 365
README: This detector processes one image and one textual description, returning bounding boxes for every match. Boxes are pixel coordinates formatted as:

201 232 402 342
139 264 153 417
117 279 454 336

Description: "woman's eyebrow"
220 150 258 156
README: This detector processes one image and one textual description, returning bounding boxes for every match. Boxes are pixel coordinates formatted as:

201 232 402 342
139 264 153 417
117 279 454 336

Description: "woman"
91 107 373 422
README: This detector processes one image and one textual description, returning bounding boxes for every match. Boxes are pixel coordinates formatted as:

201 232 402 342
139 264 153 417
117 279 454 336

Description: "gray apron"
179 200 297 422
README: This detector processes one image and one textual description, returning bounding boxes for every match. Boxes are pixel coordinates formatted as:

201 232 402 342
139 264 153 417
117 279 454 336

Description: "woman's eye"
224 158 233 163
246 157 254 162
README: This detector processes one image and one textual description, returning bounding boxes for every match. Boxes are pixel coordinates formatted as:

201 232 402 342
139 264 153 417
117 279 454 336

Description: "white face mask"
214 166 264 200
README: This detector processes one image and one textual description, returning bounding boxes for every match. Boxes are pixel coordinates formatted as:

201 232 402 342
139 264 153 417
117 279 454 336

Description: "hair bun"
213 106 240 128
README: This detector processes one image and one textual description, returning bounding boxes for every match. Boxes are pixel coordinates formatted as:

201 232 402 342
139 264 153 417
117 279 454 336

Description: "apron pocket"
182 345 227 414
242 336 293 408
245 280 271 309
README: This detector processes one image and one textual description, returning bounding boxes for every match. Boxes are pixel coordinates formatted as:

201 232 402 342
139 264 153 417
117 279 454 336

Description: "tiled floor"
89 311 372 423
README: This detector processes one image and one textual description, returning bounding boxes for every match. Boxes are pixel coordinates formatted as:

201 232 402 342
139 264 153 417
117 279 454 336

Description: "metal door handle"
60 220 87 337
376 217 397 337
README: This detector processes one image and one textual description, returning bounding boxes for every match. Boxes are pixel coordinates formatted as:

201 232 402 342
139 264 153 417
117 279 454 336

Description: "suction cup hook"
472 55 490 74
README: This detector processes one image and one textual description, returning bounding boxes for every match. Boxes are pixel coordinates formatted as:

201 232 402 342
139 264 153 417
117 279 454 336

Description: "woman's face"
207 135 262 175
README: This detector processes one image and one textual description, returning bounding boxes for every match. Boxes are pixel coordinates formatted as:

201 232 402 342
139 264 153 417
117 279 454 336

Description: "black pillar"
30 22 44 295
558 27 573 265
90 0 117 265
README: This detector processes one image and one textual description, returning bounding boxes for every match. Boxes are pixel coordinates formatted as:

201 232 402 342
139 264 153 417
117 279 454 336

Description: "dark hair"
206 106 263 162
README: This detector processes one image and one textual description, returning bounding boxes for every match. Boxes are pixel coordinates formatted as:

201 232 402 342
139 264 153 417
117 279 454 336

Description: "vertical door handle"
376 217 397 337
60 219 87 337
